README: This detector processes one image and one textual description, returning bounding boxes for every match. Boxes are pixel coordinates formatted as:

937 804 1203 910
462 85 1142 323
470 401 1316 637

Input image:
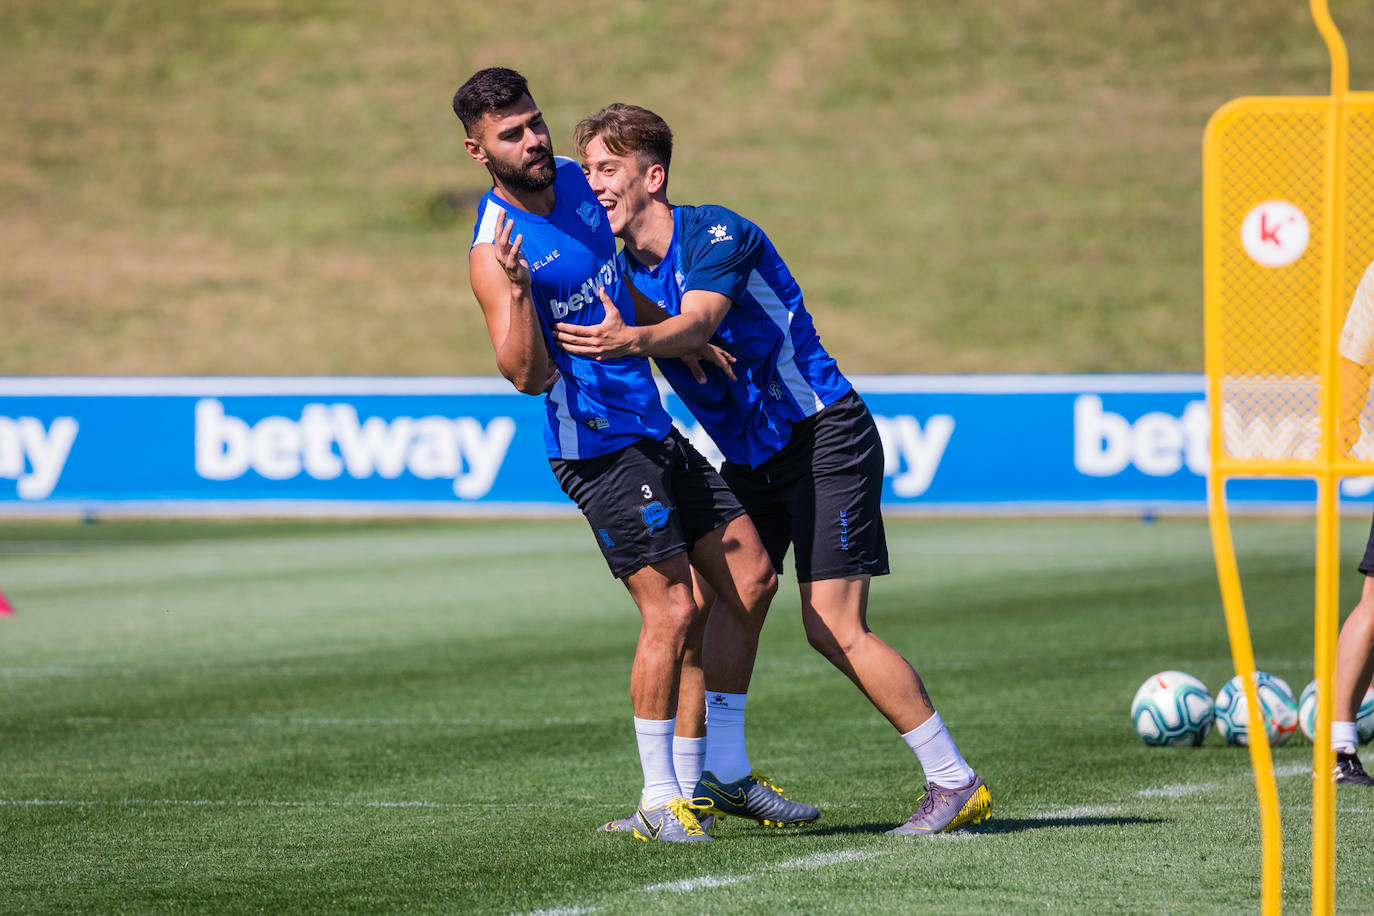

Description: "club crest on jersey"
577 201 602 229
641 501 670 531
767 381 784 400
707 224 733 244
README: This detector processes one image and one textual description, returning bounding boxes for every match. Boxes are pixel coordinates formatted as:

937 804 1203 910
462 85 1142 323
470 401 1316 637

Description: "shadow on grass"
795 815 1162 838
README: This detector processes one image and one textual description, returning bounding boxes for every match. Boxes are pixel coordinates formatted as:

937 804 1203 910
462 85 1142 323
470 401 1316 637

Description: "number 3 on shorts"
641 484 653 499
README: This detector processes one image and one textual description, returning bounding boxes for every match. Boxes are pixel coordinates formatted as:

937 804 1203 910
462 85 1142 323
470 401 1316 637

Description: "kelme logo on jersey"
707 224 733 245
641 501 670 531
550 256 617 320
576 201 602 229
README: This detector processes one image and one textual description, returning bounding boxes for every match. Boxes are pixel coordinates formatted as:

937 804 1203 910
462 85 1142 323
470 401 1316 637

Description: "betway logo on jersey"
549 256 617 320
195 400 514 498
0 415 78 500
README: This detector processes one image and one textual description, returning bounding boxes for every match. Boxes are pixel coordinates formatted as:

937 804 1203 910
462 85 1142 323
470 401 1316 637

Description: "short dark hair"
574 103 673 171
453 67 534 135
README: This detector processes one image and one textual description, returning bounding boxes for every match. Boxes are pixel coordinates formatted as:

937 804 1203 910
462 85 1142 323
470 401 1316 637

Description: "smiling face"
580 135 661 238
465 94 556 193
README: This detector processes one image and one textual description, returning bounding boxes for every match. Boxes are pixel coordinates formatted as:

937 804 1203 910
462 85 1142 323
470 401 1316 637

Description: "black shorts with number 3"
550 427 746 580
720 390 889 584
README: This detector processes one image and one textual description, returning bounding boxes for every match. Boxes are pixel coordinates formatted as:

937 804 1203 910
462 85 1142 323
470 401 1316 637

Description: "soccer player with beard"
555 103 992 835
454 69 820 841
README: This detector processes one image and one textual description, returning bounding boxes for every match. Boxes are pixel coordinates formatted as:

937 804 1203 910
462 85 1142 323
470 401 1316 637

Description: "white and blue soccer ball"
1298 679 1374 744
1131 671 1214 746
1213 672 1299 747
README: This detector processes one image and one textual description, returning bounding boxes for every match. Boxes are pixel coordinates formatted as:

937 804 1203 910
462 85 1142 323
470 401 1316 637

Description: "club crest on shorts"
577 201 601 229
641 501 670 531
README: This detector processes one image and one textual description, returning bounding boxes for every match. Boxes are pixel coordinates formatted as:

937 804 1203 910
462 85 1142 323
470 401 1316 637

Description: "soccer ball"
1131 671 1214 746
1213 672 1299 747
1298 679 1374 744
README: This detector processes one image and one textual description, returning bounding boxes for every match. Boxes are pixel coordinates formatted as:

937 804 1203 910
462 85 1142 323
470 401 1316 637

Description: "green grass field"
2 515 1373 914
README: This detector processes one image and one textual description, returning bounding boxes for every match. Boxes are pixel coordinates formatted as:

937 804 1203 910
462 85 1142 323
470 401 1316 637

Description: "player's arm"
1340 357 1374 455
469 211 556 395
553 285 736 379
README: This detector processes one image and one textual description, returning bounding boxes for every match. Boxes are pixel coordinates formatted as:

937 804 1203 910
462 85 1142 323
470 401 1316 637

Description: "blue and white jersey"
619 203 852 468
471 157 671 460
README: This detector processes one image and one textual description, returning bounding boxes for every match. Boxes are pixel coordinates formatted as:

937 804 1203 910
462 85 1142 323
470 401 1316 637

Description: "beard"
488 147 557 192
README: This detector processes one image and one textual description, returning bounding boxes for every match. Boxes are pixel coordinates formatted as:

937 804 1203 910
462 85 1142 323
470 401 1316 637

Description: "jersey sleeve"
1340 261 1374 365
678 206 768 304
471 197 506 249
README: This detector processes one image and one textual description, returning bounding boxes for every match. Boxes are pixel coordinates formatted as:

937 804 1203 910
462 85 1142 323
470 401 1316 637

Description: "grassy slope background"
3 1 1373 376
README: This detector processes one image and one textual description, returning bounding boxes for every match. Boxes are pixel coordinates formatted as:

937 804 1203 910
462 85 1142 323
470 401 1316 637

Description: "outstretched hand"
554 288 639 359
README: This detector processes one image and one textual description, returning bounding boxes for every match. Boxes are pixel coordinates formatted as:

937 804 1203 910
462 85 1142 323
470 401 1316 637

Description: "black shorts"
1360 510 1374 575
550 427 746 580
720 390 889 583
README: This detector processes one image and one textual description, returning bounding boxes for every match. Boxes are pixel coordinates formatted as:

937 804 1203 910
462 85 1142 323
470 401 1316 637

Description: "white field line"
0 798 624 810
1137 781 1223 798
641 875 751 893
1136 762 1321 799
62 716 596 727
1030 804 1127 818
531 847 884 915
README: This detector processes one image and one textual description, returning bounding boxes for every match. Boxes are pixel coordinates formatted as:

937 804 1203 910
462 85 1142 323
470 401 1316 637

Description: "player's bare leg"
680 515 818 827
801 574 990 833
689 514 776 697
611 554 713 841
800 574 932 733
677 601 707 739
1336 576 1374 725
1333 575 1374 785
622 555 698 721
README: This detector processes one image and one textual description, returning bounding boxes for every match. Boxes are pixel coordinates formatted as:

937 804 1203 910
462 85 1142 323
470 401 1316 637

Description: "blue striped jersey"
618 203 852 468
471 157 671 459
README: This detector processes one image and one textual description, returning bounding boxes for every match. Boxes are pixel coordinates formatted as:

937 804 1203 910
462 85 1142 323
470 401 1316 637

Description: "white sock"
902 712 976 788
704 691 750 783
634 716 680 808
672 735 706 798
1332 721 1358 755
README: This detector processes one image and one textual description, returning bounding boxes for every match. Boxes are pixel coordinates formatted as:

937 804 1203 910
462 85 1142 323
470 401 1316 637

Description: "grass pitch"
2 515 1374 914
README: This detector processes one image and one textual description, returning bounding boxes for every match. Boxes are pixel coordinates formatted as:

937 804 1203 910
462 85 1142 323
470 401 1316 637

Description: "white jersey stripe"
471 200 506 249
548 375 581 459
747 270 825 416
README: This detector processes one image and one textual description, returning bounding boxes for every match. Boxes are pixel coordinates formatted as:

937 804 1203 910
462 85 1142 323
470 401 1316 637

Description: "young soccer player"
557 103 992 833
454 69 821 841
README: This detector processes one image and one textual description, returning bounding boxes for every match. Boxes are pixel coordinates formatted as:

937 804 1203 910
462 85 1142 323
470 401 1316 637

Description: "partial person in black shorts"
1322 262 1374 786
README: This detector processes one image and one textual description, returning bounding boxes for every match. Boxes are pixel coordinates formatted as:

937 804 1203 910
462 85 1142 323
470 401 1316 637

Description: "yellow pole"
1207 473 1283 916
1309 4 1347 914
1313 473 1339 916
